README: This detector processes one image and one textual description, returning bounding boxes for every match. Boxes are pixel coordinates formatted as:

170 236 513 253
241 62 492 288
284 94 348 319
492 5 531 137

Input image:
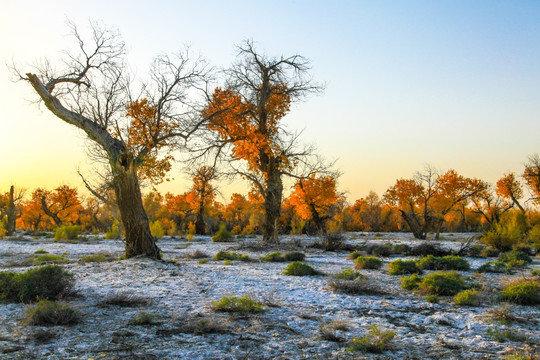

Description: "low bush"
481 218 523 252
79 253 115 263
283 261 323 276
32 254 69 265
347 324 396 353
184 249 210 259
328 278 385 295
33 249 48 254
388 259 422 275
98 292 151 307
464 244 485 258
354 256 383 270
171 314 228 335
283 251 305 261
323 232 345 251
211 223 233 242
498 251 532 269
333 268 366 281
482 248 501 258
532 269 540 276
105 220 121 239
260 251 285 262
486 327 527 343
213 251 249 262
348 250 364 260
454 289 482 306
416 255 470 271
476 261 510 274
130 311 155 325
500 279 540 305
371 244 393 257
24 300 80 326
54 224 80 242
417 271 466 296
0 265 74 303
408 243 451 257
425 294 439 303
401 274 422 290
212 294 264 313
392 244 411 255
527 224 540 252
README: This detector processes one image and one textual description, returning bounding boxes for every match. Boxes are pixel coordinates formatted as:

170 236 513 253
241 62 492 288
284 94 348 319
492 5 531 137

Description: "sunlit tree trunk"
6 186 16 236
262 166 283 244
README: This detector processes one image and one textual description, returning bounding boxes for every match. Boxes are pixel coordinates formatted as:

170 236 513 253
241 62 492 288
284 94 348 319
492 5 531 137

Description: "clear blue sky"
1 1 539 201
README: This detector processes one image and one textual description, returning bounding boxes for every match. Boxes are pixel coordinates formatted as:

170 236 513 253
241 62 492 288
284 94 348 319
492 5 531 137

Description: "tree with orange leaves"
39 185 83 227
185 166 217 234
496 172 525 213
202 40 323 243
19 22 210 259
288 175 344 234
523 154 540 205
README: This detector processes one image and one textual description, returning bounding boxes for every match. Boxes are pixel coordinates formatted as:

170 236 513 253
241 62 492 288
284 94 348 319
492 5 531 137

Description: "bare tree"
200 40 324 243
14 22 209 259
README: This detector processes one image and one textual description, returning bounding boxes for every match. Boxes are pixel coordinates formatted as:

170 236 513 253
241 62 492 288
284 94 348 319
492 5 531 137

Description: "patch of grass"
425 294 439 303
223 260 232 265
348 250 364 260
333 268 366 281
408 243 451 257
211 222 233 242
54 224 80 242
392 244 411 255
354 256 383 270
347 324 396 353
130 311 155 325
454 289 482 306
212 294 264 313
213 250 249 262
283 261 323 276
260 251 285 262
198 259 209 264
171 314 228 335
319 321 350 342
33 249 48 254
486 327 527 343
388 259 423 275
531 269 540 276
24 300 80 326
417 271 466 296
0 265 74 303
79 253 115 263
416 255 470 271
98 292 151 307
31 254 69 265
184 249 210 259
371 244 393 257
401 274 422 290
500 279 540 305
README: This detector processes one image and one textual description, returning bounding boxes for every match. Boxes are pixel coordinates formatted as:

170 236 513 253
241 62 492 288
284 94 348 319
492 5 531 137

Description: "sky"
1 0 539 203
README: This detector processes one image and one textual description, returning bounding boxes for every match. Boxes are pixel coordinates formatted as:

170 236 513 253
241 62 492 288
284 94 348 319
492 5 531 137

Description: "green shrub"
283 261 323 276
212 294 264 313
498 251 532 269
425 294 439 303
33 249 48 254
392 244 411 255
348 250 364 260
408 243 451 256
354 256 383 270
500 279 540 305
24 300 80 326
0 265 74 303
416 255 470 271
105 220 121 239
260 251 285 262
388 259 422 275
476 261 509 274
130 311 155 325
223 260 232 265
481 222 522 252
486 327 527 343
211 222 233 242
79 254 114 263
527 224 540 252
465 244 485 258
32 254 69 265
149 221 165 239
454 289 482 306
328 278 385 295
184 249 210 259
417 271 466 296
333 268 366 281
213 250 249 262
401 274 422 290
532 269 540 276
198 259 209 264
54 225 80 242
283 251 306 261
347 324 396 353
371 244 393 257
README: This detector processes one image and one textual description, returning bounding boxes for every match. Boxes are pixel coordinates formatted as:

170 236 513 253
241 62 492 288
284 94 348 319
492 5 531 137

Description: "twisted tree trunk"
6 186 16 236
262 168 283 244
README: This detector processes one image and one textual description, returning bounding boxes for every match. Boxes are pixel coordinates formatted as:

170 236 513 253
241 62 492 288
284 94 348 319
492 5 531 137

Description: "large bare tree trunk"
399 210 426 240
111 156 161 259
262 170 283 244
